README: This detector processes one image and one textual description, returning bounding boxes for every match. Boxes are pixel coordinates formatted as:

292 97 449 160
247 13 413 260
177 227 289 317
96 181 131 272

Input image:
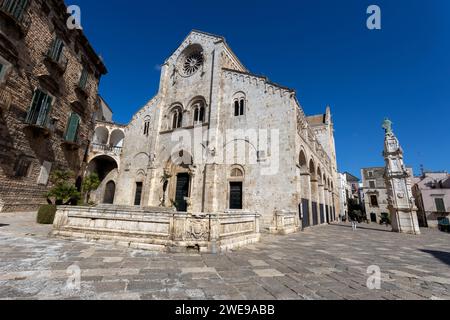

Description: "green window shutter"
65 113 80 142
36 94 52 127
79 69 88 89
49 38 64 62
26 89 43 124
435 198 446 212
4 0 28 20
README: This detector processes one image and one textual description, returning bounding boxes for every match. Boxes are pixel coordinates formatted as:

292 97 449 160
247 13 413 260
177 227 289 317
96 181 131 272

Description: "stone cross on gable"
382 118 393 134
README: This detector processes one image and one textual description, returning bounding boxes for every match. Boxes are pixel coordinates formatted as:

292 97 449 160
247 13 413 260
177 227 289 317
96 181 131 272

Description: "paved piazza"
0 212 449 300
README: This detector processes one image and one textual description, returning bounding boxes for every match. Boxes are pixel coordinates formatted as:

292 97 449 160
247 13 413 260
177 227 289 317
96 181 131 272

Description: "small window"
25 89 53 127
172 109 182 129
369 181 376 188
368 171 374 178
48 37 65 63
14 156 32 177
435 198 446 212
193 105 205 124
144 121 150 136
78 68 88 90
370 195 379 207
3 0 29 21
64 112 81 142
234 98 245 117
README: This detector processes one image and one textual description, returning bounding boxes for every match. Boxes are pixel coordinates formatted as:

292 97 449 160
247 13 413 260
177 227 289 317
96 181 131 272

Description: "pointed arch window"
143 116 151 136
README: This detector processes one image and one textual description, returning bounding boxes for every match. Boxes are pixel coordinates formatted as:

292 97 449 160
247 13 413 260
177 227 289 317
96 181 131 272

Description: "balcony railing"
92 143 122 155
0 0 31 36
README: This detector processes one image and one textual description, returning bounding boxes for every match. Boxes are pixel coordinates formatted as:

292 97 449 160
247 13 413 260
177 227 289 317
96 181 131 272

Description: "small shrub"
37 205 57 224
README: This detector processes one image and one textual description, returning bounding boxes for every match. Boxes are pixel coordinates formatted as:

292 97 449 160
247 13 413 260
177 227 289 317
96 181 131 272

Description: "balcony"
44 52 68 75
75 82 90 100
62 137 82 151
0 0 31 38
23 118 55 138
91 143 122 156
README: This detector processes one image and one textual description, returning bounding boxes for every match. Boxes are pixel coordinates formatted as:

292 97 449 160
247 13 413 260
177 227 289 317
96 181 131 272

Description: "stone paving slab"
0 212 449 300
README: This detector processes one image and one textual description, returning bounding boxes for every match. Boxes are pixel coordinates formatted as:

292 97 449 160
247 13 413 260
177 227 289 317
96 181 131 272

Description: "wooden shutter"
25 89 43 124
49 38 64 62
79 69 88 89
435 198 446 212
4 0 28 20
36 93 52 127
65 113 80 142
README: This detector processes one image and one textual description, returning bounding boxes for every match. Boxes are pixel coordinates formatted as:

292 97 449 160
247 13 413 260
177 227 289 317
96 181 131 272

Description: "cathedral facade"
91 31 339 229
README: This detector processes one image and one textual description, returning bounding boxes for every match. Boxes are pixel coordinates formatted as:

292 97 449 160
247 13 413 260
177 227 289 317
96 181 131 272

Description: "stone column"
318 182 325 224
300 172 311 228
324 185 329 223
310 177 319 225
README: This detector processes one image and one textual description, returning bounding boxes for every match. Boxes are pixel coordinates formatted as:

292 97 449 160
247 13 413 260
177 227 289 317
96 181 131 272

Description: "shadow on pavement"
421 250 450 266
0 224 10 228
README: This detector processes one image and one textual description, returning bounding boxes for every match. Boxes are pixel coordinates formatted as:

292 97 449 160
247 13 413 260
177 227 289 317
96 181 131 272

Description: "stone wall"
0 0 106 212
51 205 261 252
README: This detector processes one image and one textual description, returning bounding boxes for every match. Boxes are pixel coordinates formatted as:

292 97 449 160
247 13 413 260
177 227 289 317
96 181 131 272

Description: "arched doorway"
103 181 116 204
164 151 193 212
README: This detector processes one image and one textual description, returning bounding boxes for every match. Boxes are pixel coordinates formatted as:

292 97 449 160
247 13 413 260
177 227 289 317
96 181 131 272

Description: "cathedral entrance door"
229 182 243 210
175 173 190 212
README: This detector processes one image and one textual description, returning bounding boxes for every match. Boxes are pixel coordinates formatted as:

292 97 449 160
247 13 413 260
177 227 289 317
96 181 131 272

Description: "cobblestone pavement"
0 212 449 300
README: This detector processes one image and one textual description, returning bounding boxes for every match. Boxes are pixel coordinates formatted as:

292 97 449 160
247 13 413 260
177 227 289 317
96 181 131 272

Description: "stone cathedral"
89 30 340 232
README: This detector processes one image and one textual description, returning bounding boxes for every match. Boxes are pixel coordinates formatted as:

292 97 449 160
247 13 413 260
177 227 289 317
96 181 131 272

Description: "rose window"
183 52 204 76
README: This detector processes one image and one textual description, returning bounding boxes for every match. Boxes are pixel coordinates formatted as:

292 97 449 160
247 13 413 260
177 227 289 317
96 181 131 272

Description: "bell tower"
382 119 420 235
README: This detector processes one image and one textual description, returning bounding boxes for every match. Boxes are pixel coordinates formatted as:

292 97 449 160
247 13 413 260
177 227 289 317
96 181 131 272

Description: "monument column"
382 119 420 235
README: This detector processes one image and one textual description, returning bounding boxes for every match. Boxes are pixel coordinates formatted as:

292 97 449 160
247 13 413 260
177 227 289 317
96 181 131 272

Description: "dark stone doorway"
175 173 190 212
103 181 116 204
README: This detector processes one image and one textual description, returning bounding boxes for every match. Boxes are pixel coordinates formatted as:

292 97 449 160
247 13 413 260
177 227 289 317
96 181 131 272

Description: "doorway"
103 181 116 204
134 182 143 206
229 182 243 210
175 173 190 212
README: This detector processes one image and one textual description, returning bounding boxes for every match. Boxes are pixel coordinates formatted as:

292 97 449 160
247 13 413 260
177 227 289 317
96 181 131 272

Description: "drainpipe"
202 49 215 214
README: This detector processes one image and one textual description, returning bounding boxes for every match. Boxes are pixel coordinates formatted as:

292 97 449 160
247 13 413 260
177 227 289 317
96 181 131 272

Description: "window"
370 195 379 207
2 0 29 21
134 182 143 206
0 56 12 83
435 198 446 213
25 89 53 127
47 37 64 63
193 105 205 124
14 156 32 177
368 171 373 178
78 68 88 90
172 109 182 129
144 120 150 136
64 112 81 142
234 98 245 116
369 181 376 188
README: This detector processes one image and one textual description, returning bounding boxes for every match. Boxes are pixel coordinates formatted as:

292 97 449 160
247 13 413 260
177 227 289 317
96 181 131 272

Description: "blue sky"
71 0 450 177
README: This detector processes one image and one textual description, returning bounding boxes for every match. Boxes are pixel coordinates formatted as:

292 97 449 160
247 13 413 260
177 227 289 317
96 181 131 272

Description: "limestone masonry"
88 30 340 231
